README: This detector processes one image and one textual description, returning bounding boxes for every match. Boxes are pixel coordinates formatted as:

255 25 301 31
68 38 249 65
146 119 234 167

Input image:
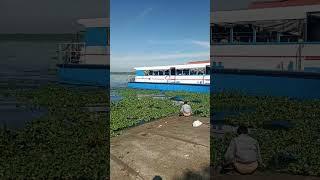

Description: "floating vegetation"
211 93 320 176
110 89 210 137
0 85 108 179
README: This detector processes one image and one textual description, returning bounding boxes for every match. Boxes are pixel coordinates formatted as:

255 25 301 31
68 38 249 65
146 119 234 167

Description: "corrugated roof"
249 0 320 9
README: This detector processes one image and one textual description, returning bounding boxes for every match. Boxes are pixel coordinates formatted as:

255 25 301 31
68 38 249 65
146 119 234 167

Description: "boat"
56 18 110 87
210 0 320 99
211 0 320 72
127 61 210 93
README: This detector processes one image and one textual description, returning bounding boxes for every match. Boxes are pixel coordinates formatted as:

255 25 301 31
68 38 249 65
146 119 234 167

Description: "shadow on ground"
170 166 211 180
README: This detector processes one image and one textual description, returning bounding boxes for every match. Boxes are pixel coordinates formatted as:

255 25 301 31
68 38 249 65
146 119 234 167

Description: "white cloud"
147 39 210 49
111 51 209 72
127 7 153 26
138 7 153 18
191 40 210 48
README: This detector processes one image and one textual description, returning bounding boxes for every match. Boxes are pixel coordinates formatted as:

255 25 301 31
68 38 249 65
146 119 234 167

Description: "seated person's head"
237 125 248 135
184 101 188 104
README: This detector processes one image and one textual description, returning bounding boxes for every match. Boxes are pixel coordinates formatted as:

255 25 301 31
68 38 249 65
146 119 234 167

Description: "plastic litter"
192 120 202 127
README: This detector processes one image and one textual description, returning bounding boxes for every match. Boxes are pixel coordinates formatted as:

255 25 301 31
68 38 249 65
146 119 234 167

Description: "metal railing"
128 75 136 83
58 43 86 64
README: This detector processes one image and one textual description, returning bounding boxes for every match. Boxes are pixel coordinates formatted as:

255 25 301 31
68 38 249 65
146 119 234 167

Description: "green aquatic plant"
211 92 320 176
0 85 109 179
110 89 210 136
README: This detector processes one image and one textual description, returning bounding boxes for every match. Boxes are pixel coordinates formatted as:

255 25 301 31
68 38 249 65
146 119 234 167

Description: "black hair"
237 125 248 135
153 176 162 180
184 101 188 104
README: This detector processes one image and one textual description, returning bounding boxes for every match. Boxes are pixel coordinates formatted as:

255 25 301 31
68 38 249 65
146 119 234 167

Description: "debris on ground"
193 120 203 127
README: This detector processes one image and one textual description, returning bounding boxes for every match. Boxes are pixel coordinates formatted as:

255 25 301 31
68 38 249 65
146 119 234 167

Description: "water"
110 73 129 89
0 41 58 76
0 40 62 129
110 73 130 102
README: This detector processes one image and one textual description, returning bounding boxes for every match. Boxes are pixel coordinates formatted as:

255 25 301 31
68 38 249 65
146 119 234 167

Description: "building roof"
77 18 109 28
249 0 320 9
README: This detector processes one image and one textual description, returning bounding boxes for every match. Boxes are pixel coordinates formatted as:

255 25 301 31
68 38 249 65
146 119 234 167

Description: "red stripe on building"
212 55 320 60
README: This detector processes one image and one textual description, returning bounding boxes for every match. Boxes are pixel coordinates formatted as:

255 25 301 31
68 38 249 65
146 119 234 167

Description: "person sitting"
221 125 264 175
180 101 192 117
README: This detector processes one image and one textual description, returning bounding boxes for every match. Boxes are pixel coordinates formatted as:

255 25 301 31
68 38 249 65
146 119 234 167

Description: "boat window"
213 20 306 44
149 70 153 76
154 71 159 76
177 69 183 76
198 69 204 75
307 12 320 42
206 66 210 75
190 69 197 75
159 70 164 76
183 69 190 75
212 61 216 67
170 68 176 75
165 70 170 75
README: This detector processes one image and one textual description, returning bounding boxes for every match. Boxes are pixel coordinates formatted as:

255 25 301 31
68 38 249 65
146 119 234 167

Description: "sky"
110 0 210 72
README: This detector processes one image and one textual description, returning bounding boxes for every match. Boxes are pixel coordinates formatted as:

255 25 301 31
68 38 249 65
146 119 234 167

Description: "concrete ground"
213 172 320 180
110 116 210 180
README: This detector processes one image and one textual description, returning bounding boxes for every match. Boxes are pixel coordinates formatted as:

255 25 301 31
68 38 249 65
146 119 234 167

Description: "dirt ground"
110 116 210 180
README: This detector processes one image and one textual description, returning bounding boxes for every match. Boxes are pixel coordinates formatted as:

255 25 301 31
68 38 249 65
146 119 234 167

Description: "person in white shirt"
180 101 192 117
221 125 264 174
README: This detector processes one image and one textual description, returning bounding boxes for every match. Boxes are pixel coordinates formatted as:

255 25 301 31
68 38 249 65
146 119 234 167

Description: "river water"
0 40 62 130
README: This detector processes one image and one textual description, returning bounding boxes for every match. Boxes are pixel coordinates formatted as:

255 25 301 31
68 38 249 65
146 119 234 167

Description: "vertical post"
58 44 62 64
83 43 86 64
277 32 281 42
304 17 308 42
230 27 234 43
253 27 257 43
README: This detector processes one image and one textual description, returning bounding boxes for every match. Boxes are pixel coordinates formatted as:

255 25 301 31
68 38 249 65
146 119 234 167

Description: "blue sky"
111 0 210 72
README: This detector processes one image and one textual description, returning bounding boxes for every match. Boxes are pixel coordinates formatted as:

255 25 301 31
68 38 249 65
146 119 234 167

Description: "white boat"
210 0 320 72
127 61 210 93
56 18 110 86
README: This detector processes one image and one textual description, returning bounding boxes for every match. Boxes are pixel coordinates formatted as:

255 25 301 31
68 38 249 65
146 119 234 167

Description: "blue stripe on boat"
57 65 109 87
128 82 209 93
212 71 320 99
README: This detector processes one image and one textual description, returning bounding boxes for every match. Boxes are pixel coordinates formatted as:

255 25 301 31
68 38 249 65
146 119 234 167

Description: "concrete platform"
213 173 320 180
110 116 210 180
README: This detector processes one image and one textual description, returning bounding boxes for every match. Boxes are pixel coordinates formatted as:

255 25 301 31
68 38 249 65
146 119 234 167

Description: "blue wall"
57 66 109 87
136 70 144 76
85 27 107 46
128 82 209 93
212 73 320 99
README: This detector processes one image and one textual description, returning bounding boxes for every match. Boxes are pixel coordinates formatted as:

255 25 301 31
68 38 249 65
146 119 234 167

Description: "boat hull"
212 69 320 99
128 82 209 93
57 64 109 87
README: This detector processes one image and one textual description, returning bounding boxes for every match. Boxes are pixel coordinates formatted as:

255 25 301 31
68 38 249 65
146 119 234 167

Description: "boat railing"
128 75 136 83
58 43 86 64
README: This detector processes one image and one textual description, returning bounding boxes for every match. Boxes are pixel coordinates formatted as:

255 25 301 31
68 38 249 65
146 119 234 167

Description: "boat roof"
211 2 320 23
77 18 109 28
134 62 210 71
249 0 320 9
